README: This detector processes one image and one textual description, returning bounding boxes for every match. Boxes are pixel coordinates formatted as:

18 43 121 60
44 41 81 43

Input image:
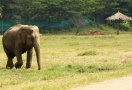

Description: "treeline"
0 0 132 23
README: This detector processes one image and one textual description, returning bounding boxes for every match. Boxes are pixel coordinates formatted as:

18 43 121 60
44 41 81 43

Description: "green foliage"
120 21 132 31
0 0 132 24
40 30 49 34
91 24 104 30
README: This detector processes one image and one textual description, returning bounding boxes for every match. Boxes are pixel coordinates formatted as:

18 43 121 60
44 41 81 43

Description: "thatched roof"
106 11 131 21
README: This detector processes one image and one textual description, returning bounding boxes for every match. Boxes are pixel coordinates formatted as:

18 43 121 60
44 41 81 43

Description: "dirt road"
70 75 132 90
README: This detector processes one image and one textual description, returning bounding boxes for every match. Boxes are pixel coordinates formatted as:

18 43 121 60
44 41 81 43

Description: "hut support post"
117 20 120 35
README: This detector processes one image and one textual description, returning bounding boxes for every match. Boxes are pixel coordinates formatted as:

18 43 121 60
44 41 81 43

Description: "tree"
0 0 132 27
41 0 67 23
69 14 86 34
0 0 20 21
93 0 119 23
18 0 47 22
66 0 96 33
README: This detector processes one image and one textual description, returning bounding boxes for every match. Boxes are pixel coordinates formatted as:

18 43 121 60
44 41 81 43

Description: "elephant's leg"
26 48 33 69
3 46 14 69
15 49 23 69
6 57 14 69
15 55 23 69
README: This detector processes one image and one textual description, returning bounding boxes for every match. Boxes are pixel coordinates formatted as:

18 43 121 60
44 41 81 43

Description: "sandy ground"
70 75 132 90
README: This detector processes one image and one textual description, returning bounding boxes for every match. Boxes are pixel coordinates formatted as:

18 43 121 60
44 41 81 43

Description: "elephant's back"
3 24 23 39
3 25 20 35
3 26 19 44
2 25 21 54
3 24 28 38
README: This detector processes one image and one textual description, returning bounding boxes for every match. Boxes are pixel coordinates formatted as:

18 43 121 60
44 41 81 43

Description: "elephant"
2 24 41 70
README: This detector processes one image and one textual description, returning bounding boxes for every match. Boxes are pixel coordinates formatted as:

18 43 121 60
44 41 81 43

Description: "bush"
120 21 132 31
40 30 49 34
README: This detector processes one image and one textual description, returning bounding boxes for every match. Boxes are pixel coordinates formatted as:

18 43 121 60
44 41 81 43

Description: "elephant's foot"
38 67 41 70
15 62 23 69
6 62 14 69
6 65 14 69
26 63 31 69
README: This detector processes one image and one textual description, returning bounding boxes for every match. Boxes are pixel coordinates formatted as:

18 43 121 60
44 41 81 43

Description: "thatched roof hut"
106 11 131 21
106 11 131 35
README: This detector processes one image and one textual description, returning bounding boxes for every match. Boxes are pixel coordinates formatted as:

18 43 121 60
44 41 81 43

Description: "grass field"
1 31 132 90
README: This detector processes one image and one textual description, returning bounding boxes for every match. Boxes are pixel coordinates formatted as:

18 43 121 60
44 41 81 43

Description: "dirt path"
70 75 132 90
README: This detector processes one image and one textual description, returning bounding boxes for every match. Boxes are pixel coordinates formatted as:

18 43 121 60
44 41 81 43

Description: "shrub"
40 30 49 34
120 21 132 31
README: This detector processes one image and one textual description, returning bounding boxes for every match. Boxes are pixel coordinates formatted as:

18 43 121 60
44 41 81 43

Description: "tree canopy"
0 0 132 23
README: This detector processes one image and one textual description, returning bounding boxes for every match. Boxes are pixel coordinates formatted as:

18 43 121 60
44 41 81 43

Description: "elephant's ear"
20 29 26 43
20 27 33 43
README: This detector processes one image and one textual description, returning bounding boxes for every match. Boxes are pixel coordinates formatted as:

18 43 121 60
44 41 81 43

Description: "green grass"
1 30 132 90
78 50 98 56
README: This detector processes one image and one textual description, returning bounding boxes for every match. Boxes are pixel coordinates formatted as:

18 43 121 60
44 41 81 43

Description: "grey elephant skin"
2 24 41 70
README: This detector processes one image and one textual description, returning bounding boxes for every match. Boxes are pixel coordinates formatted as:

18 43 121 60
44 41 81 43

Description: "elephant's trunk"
34 39 41 70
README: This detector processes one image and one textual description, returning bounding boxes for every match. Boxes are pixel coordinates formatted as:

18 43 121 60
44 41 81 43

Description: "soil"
69 75 132 90
79 30 104 36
